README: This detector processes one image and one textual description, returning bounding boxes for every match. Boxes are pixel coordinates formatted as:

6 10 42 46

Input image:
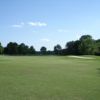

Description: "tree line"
0 35 100 56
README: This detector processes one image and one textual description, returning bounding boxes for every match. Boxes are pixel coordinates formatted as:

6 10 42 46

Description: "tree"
29 46 36 55
79 35 95 55
73 40 81 55
5 42 18 55
1 34 100 56
54 44 62 55
40 46 47 55
46 50 53 55
65 35 95 55
18 43 29 55
80 35 92 41
0 42 3 54
66 41 75 54
95 39 100 55
65 41 80 55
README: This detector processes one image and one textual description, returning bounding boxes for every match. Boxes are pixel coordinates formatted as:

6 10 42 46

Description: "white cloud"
41 38 50 42
11 21 47 28
12 22 24 28
58 29 69 33
28 22 47 27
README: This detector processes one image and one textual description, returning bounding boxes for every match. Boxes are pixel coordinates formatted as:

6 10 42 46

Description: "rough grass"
0 56 100 100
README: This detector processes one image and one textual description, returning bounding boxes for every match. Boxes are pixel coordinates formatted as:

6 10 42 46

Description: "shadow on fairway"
96 68 100 75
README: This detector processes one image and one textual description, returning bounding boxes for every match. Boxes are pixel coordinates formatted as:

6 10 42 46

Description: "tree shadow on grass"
96 68 100 75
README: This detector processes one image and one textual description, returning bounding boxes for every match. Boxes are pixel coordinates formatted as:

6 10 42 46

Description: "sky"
0 0 100 50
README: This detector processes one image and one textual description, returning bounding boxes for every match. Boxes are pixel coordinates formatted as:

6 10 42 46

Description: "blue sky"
0 0 100 50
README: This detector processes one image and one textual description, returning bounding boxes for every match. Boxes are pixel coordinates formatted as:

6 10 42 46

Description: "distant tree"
79 35 95 55
0 42 3 54
61 49 68 55
18 43 29 55
54 44 62 55
40 46 47 55
96 39 100 43
46 50 53 55
73 40 81 55
80 35 92 41
24 45 29 55
95 39 100 55
65 41 80 55
29 46 36 55
18 43 25 55
5 42 18 55
66 41 75 54
65 35 96 55
2 34 100 56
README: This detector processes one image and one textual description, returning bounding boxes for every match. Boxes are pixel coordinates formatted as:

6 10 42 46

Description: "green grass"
0 56 100 100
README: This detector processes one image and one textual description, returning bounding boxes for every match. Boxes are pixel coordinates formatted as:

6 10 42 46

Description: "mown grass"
0 56 100 100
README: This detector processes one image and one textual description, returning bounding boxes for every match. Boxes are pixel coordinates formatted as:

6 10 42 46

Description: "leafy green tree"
95 39 100 55
79 35 95 55
5 42 18 55
80 35 92 41
66 41 80 55
0 42 3 54
73 40 81 55
54 44 62 55
66 41 75 54
29 46 36 54
40 46 47 55
46 50 53 55
18 43 29 55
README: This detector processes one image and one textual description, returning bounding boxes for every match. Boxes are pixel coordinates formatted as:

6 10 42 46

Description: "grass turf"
0 56 100 100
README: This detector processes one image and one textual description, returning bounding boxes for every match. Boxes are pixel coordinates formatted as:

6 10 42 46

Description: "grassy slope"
0 56 100 100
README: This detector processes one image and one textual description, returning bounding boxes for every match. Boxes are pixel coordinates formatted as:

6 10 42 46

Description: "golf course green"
0 56 100 100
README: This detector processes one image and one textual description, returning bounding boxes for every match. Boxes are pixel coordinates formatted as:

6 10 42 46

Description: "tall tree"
54 44 62 55
5 42 18 55
79 35 95 55
95 39 100 55
0 42 3 54
80 35 92 41
29 46 36 54
40 46 47 55
66 41 75 54
18 43 29 55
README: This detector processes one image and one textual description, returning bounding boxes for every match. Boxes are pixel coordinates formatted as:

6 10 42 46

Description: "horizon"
0 0 100 50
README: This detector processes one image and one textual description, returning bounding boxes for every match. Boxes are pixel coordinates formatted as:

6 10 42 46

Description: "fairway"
0 56 100 100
